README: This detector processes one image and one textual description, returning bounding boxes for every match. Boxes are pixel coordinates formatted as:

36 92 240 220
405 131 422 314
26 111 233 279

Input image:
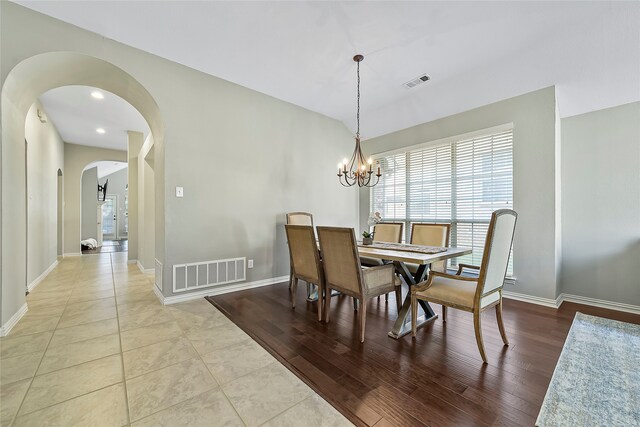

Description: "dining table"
357 242 471 339
306 241 472 339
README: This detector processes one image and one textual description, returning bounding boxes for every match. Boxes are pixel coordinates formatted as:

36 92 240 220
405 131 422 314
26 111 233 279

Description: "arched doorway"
1 52 164 328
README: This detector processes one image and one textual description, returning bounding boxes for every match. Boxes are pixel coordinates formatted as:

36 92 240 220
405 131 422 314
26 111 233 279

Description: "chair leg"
496 301 509 345
316 283 323 322
288 266 293 289
359 298 367 342
394 287 402 313
411 294 418 338
473 310 488 364
324 286 332 323
290 277 298 309
353 297 358 311
385 293 389 302
442 305 447 323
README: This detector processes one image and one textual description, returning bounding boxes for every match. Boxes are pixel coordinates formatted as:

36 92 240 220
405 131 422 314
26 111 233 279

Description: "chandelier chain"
356 60 360 136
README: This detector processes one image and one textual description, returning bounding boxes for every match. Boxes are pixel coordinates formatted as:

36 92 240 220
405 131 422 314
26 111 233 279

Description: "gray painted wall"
81 166 98 240
99 167 128 239
560 102 640 305
127 131 144 261
360 87 561 301
1 1 358 320
138 134 155 270
25 101 64 285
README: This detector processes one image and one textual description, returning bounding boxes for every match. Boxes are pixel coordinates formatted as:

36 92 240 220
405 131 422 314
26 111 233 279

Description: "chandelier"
337 54 381 187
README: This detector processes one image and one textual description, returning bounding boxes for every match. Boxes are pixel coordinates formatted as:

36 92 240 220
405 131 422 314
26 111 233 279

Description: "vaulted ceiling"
18 1 640 141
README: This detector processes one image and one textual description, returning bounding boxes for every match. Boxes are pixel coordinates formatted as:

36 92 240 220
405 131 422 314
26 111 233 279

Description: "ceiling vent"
403 74 431 89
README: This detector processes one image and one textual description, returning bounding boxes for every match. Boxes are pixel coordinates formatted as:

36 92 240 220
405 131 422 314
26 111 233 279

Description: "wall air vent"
403 74 431 89
173 257 246 293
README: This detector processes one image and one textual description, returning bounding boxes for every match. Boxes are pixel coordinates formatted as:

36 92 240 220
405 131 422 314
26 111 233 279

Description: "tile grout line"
110 253 133 426
193 334 248 427
256 393 317 427
9 260 79 425
8 255 136 420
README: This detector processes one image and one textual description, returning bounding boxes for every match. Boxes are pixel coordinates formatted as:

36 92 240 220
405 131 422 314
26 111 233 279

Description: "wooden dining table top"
357 244 472 265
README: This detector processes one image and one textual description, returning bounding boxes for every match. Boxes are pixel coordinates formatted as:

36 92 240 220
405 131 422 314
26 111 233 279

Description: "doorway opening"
81 161 129 255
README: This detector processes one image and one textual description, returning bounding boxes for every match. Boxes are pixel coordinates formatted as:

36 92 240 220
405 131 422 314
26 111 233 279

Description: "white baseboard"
502 291 560 308
136 260 154 274
154 275 289 305
63 252 82 257
27 260 59 292
557 293 640 315
502 290 640 315
0 303 28 337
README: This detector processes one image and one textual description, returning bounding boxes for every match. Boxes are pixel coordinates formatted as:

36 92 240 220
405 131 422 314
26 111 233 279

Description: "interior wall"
127 131 144 261
80 166 98 241
63 143 127 254
360 87 560 300
560 102 640 305
98 167 128 239
2 2 356 309
24 101 64 286
1 9 164 326
138 134 155 271
57 170 63 256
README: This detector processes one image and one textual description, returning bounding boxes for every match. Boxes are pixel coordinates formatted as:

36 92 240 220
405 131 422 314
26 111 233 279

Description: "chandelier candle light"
337 54 382 187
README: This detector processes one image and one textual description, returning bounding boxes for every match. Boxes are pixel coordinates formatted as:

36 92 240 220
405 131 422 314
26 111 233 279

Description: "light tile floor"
0 253 352 427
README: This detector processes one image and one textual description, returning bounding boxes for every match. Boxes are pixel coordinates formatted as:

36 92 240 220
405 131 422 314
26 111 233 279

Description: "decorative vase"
363 237 373 245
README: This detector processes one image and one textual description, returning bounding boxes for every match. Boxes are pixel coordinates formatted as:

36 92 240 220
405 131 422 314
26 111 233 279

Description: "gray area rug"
536 312 640 426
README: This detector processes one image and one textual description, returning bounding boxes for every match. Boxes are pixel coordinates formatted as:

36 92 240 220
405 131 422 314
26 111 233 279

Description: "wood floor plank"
207 283 640 426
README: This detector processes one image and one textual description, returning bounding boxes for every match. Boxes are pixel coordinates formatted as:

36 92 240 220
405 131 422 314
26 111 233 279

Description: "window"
371 126 513 275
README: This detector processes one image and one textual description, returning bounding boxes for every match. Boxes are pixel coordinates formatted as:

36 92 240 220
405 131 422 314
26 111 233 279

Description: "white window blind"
371 128 513 275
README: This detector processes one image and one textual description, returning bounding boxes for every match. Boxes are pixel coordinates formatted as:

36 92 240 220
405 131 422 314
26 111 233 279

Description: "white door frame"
102 194 118 240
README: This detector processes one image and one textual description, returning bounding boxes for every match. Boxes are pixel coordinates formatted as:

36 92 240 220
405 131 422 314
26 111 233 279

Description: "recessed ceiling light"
96 128 106 134
91 91 104 99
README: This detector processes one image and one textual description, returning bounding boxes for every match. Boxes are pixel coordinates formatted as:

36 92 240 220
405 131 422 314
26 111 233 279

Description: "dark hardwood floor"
207 283 640 427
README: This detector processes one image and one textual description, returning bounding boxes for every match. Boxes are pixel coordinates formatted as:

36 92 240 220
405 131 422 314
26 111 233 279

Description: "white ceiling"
19 1 640 139
84 161 128 180
39 86 149 151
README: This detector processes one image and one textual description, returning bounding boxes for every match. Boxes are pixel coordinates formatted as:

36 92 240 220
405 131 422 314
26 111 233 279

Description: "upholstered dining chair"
317 226 402 342
284 225 324 321
286 212 314 227
410 223 451 273
286 212 314 289
407 223 451 318
361 222 404 302
361 223 404 269
410 209 517 363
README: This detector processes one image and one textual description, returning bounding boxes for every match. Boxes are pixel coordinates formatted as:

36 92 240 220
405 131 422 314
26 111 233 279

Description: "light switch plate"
176 186 183 197
248 259 254 268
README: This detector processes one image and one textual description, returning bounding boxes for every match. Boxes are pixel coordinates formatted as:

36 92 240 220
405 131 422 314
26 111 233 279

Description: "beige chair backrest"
477 210 517 297
373 222 403 243
286 212 313 226
316 227 363 297
410 223 450 247
411 223 451 272
285 225 322 284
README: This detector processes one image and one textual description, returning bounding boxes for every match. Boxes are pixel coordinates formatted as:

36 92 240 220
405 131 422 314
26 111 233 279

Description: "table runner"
357 241 447 254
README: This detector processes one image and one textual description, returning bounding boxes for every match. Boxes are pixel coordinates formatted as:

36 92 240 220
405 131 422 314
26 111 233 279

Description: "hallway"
0 254 348 426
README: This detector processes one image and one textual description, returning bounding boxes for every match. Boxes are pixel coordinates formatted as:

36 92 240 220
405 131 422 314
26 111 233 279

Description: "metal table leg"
388 262 438 339
306 283 340 302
